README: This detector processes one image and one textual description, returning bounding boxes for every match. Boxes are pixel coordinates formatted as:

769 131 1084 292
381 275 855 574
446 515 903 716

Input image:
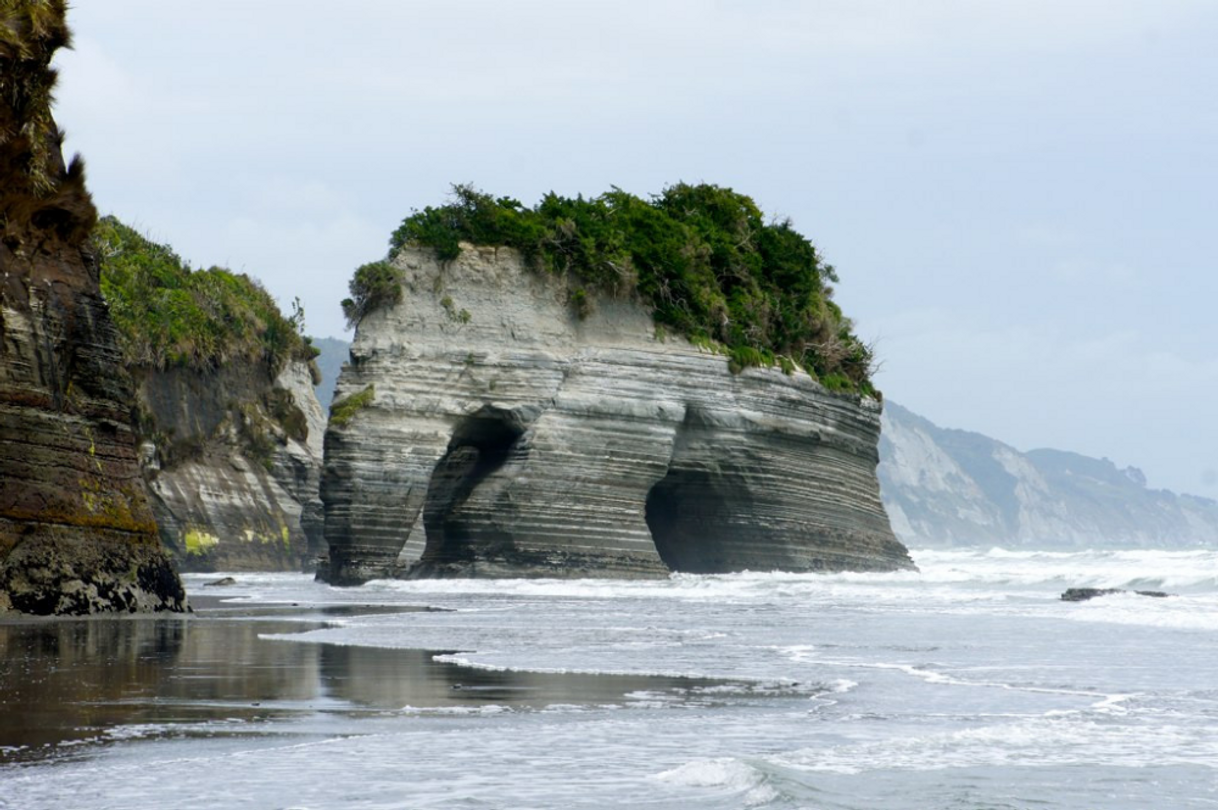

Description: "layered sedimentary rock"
321 245 910 583
135 358 327 571
93 217 328 572
879 401 1218 548
0 3 185 613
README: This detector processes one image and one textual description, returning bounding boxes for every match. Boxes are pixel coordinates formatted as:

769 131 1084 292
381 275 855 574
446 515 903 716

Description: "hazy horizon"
53 1 1217 495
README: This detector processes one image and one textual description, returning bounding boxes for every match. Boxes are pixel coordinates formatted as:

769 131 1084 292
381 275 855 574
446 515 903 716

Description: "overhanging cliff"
320 245 911 583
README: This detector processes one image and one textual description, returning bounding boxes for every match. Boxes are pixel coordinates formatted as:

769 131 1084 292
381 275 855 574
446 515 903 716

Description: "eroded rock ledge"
320 245 911 583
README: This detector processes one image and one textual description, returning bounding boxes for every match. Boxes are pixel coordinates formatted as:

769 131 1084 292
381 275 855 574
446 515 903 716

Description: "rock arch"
419 406 528 567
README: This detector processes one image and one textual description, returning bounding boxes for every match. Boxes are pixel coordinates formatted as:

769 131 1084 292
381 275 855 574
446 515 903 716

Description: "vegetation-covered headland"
95 216 315 375
0 0 94 250
92 217 325 572
350 184 877 395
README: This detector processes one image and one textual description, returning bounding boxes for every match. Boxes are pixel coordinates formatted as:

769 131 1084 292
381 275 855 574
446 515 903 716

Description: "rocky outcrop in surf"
0 3 186 614
1060 588 1169 602
320 245 911 583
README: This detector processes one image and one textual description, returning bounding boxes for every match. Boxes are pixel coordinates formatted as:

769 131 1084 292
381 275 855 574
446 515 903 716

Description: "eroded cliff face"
135 358 327 572
878 402 1218 548
321 245 910 583
0 269 188 613
0 3 185 613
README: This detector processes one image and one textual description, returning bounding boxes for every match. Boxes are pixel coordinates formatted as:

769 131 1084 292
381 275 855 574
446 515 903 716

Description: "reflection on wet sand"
0 603 725 763
319 644 714 710
0 614 321 758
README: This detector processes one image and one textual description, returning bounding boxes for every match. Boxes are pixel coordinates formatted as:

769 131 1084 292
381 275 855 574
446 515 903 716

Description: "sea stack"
0 2 186 614
321 218 912 583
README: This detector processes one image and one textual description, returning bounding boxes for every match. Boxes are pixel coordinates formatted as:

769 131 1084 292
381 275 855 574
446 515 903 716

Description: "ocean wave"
772 715 1218 774
398 704 512 716
1058 590 1218 631
186 548 1218 616
429 652 701 680
909 547 1218 592
654 758 780 807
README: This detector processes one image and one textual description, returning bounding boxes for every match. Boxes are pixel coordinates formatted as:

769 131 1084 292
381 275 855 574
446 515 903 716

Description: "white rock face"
321 245 910 583
278 359 327 459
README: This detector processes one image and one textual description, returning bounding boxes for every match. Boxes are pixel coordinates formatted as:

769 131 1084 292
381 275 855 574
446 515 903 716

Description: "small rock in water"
204 577 238 587
1060 587 1170 602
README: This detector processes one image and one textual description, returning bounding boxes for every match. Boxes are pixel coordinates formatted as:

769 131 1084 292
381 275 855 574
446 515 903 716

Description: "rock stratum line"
0 1 185 613
321 245 911 583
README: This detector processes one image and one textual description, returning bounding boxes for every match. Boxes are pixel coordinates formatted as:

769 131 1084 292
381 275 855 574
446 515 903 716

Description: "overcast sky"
54 1 1217 495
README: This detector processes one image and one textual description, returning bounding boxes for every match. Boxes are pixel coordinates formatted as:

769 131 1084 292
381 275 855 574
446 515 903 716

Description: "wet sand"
0 597 728 763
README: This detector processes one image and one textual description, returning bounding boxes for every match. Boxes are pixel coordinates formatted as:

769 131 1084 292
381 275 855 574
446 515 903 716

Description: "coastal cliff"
96 219 326 571
133 358 326 571
0 3 185 614
321 244 910 582
879 401 1218 548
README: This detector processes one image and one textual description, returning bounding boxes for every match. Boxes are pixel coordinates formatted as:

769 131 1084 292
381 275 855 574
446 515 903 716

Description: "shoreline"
0 597 737 765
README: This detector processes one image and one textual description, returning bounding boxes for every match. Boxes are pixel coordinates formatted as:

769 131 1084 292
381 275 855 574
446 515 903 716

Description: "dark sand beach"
0 596 727 765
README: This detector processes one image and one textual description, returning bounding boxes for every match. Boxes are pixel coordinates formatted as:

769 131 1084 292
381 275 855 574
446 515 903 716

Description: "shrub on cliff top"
387 183 876 392
95 216 310 373
341 260 402 329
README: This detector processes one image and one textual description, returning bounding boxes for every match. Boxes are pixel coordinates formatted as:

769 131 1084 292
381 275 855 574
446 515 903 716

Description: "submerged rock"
1060 588 1170 602
0 3 185 614
320 245 912 583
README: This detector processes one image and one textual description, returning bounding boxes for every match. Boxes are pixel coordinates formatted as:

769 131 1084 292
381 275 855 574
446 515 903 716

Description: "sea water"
3 548 1218 809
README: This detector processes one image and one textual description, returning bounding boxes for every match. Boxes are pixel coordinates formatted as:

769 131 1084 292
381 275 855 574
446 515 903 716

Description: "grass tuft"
329 385 375 428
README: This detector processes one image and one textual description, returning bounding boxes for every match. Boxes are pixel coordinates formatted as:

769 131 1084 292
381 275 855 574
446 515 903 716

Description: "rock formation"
95 218 327 572
320 245 911 583
0 3 186 614
879 401 1218 548
1060 588 1169 602
134 356 327 572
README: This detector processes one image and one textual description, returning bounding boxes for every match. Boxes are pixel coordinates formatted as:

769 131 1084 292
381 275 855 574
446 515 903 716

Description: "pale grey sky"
54 1 1217 495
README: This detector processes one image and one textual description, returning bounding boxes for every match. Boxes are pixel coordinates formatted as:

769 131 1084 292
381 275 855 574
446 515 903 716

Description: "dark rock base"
0 525 187 615
1060 587 1170 602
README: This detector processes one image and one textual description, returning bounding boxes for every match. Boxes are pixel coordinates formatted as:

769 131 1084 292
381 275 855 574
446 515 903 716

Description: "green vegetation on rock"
95 216 311 372
0 0 70 198
341 260 401 328
329 384 374 428
0 0 96 249
183 528 219 556
385 184 877 394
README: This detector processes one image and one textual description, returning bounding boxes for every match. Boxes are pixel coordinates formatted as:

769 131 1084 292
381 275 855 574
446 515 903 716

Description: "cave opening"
645 467 745 574
421 408 525 564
